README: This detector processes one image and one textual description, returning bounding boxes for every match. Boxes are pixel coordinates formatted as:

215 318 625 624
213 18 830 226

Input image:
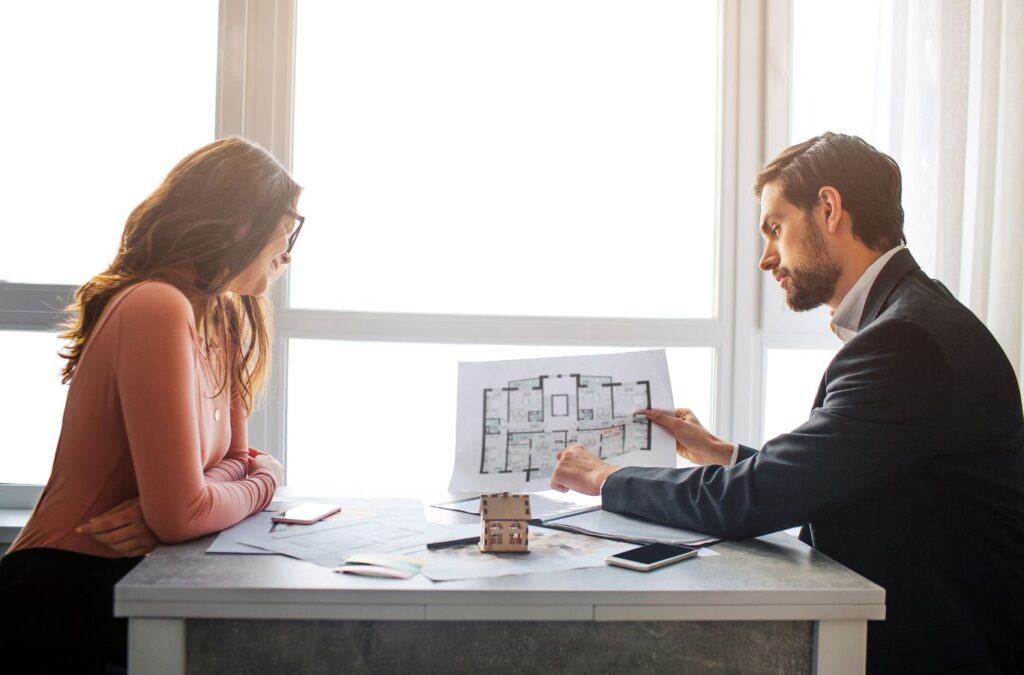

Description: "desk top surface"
115 494 885 622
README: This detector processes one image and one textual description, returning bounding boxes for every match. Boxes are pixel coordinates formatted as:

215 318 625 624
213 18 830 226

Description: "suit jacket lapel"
857 248 921 331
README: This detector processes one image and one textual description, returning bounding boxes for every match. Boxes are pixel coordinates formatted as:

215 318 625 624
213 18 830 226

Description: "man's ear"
819 186 842 234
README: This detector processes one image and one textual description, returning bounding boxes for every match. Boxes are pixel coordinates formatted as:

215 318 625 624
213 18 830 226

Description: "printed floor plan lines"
452 350 674 492
480 373 653 482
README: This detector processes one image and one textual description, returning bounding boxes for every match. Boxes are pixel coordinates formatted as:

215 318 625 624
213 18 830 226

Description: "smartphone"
605 543 698 571
271 503 342 525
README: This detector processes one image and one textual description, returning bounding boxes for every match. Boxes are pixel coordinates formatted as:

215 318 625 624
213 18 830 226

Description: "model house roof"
480 493 531 521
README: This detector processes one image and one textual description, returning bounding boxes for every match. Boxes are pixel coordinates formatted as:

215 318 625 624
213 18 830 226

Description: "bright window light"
0 332 68 484
290 0 720 318
791 0 882 144
0 1 217 285
763 348 837 444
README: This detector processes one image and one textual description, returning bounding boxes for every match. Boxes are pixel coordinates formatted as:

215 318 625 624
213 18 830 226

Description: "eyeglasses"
286 211 305 254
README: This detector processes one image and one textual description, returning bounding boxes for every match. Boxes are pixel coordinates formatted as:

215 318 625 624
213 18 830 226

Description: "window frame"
0 0 798 507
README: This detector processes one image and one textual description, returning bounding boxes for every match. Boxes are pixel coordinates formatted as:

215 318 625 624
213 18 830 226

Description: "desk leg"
129 618 185 675
813 620 866 675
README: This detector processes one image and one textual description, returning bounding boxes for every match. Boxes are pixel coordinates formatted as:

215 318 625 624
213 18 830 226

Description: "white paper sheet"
206 498 423 556
431 490 601 519
450 349 675 492
421 527 633 581
542 508 720 547
240 513 479 568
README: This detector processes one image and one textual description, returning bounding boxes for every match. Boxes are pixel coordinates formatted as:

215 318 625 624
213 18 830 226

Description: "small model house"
479 492 531 553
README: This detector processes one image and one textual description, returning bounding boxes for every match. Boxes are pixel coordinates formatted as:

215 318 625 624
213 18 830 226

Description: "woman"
0 137 301 673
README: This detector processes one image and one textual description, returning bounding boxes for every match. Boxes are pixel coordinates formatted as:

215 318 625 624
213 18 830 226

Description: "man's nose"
759 241 777 272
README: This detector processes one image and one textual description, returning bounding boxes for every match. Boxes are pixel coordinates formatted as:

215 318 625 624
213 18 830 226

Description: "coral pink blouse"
11 281 277 557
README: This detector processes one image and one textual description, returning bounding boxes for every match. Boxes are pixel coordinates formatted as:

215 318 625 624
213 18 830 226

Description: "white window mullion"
276 311 724 348
224 0 297 463
721 0 770 449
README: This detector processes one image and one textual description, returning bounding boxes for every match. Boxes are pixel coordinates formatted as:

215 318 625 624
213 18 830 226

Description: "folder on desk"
540 509 720 547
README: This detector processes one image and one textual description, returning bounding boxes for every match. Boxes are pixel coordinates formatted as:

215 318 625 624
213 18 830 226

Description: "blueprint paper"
432 490 601 519
450 350 675 492
240 513 479 568
421 527 632 581
207 498 423 556
206 511 279 554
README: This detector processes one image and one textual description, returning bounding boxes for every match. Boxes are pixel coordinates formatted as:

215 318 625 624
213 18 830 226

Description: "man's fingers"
551 483 569 493
644 409 685 431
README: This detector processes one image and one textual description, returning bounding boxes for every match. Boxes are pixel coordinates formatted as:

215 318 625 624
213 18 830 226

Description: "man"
551 133 1024 674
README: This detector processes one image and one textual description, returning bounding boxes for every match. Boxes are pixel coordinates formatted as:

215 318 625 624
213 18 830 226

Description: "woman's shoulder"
110 280 195 328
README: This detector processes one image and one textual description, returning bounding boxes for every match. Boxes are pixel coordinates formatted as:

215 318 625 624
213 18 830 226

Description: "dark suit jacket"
603 249 1024 674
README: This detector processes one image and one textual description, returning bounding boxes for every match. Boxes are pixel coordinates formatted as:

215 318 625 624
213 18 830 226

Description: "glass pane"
763 348 837 444
286 342 713 496
0 1 217 285
291 0 719 318
0 332 68 484
791 0 882 143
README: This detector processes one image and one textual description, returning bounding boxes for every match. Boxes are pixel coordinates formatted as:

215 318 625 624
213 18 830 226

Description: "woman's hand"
75 498 159 557
644 408 735 465
248 448 284 485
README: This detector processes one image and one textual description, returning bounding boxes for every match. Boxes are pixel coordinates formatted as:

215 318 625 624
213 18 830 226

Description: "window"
291 0 719 319
757 0 890 445
4 1 955 504
1 1 217 286
0 1 217 490
762 348 836 442
276 0 726 492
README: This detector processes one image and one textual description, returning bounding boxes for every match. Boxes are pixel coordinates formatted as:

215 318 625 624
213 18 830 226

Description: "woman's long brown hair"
59 137 301 414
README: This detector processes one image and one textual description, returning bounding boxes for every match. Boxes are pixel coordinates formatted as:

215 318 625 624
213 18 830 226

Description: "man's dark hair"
753 132 906 251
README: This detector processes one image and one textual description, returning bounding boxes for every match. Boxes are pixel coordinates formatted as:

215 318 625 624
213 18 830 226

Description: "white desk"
116 500 884 674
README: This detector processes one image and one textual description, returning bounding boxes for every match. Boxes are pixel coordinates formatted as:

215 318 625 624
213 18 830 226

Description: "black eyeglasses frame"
286 211 305 253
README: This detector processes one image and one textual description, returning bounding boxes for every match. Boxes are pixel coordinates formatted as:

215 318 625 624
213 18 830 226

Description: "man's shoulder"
869 273 981 345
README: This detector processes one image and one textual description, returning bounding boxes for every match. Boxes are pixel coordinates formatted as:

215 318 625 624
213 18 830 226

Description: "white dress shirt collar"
830 245 905 342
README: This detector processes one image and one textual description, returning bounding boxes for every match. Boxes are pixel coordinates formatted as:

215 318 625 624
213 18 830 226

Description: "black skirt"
0 548 143 675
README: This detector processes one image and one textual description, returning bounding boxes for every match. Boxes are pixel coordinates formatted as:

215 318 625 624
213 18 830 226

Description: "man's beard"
780 217 841 312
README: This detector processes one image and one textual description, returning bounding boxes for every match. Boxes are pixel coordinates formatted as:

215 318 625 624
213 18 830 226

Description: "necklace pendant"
214 408 221 422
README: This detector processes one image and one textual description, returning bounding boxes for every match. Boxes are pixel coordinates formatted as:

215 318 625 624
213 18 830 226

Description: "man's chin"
785 289 826 312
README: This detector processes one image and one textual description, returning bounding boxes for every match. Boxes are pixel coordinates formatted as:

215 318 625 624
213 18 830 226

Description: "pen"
426 536 480 550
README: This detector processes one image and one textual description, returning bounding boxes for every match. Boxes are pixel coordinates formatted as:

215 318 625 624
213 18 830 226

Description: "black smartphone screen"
612 543 697 564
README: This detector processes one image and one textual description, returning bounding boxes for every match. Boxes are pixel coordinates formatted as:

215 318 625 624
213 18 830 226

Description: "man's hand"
644 408 734 465
75 498 159 557
248 448 284 485
550 445 621 496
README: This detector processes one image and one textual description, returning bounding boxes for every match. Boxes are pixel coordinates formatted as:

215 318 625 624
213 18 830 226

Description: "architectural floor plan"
481 374 652 483
452 350 675 492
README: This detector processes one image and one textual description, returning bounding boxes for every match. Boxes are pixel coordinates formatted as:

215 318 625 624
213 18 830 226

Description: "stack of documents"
540 509 719 547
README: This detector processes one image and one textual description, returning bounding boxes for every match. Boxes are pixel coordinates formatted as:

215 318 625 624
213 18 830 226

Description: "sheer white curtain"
875 0 1024 390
